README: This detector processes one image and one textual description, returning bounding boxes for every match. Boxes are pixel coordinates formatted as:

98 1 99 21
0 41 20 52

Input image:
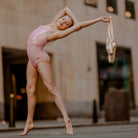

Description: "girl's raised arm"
51 7 78 24
64 7 78 24
51 8 66 23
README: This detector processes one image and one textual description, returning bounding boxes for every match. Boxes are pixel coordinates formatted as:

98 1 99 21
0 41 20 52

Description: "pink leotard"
27 25 53 67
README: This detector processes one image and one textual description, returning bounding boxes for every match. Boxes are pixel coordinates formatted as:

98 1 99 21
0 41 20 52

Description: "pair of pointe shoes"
19 120 73 136
106 16 117 63
106 37 117 63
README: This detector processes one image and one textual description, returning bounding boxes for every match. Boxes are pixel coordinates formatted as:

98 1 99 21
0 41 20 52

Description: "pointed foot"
19 123 35 136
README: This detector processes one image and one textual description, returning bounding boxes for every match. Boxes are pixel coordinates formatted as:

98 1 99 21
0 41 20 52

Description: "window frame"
106 0 118 14
125 0 135 19
84 0 97 8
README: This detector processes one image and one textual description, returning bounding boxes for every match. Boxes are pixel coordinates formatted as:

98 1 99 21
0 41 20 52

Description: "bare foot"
19 122 35 136
65 119 74 135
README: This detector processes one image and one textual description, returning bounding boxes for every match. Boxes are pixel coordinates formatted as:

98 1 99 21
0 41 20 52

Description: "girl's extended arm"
57 16 107 39
80 17 103 28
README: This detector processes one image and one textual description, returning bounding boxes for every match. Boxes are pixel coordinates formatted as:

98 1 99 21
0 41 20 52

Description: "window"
125 0 135 19
84 0 97 8
106 0 117 14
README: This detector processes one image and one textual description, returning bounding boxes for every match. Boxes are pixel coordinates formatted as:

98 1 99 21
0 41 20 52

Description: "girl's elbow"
57 33 64 39
78 23 83 29
64 7 68 10
64 7 69 11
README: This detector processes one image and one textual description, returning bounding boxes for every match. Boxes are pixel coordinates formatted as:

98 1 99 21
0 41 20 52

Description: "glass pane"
106 0 117 14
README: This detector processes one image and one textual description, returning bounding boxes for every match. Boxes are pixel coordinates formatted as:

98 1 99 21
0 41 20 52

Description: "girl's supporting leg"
37 61 73 135
19 61 38 136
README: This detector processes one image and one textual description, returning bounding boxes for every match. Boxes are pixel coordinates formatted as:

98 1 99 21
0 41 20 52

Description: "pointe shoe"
108 43 117 63
106 38 117 63
65 120 74 135
19 123 35 136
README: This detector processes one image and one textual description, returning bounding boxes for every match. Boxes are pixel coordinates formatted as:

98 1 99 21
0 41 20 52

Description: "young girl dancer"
19 7 110 136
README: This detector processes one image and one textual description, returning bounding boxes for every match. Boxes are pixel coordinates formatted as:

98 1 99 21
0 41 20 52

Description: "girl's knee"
26 86 36 95
49 87 57 96
46 82 57 96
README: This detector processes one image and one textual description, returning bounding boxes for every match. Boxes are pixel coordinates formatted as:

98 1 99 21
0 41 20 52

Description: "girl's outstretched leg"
37 61 73 135
19 62 38 136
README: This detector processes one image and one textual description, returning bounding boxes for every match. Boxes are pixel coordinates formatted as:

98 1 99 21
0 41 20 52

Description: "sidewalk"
0 117 138 132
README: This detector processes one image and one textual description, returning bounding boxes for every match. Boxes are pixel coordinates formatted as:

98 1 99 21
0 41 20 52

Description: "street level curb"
0 121 138 132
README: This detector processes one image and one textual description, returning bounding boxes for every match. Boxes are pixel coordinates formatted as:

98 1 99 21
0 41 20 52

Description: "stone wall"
0 0 138 119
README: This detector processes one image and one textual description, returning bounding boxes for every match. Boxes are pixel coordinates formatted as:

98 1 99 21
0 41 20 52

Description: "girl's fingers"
105 17 111 22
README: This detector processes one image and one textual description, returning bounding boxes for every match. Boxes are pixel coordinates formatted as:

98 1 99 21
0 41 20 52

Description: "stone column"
0 45 4 120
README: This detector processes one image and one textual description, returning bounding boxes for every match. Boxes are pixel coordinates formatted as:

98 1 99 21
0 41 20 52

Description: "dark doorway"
10 64 27 120
96 43 135 110
2 48 28 121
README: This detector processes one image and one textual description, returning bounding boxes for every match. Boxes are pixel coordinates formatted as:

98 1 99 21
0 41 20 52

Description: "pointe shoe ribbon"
106 17 117 63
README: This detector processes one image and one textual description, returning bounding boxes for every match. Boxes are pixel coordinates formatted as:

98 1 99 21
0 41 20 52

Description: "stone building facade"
0 0 138 120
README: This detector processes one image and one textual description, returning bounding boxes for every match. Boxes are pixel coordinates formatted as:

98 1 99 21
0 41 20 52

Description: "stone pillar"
0 45 4 120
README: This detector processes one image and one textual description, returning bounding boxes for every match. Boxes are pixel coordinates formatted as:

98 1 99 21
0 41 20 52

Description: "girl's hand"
101 16 111 23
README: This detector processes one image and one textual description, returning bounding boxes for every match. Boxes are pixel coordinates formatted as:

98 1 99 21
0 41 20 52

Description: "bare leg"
37 61 73 135
19 62 38 136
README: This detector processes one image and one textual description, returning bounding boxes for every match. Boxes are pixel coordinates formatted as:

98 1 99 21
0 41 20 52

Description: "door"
10 64 27 120
2 48 28 121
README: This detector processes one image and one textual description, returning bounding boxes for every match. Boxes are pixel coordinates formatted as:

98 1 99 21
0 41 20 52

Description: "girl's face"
56 15 73 30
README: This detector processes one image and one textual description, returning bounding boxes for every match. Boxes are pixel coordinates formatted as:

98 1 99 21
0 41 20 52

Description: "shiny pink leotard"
27 25 52 67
